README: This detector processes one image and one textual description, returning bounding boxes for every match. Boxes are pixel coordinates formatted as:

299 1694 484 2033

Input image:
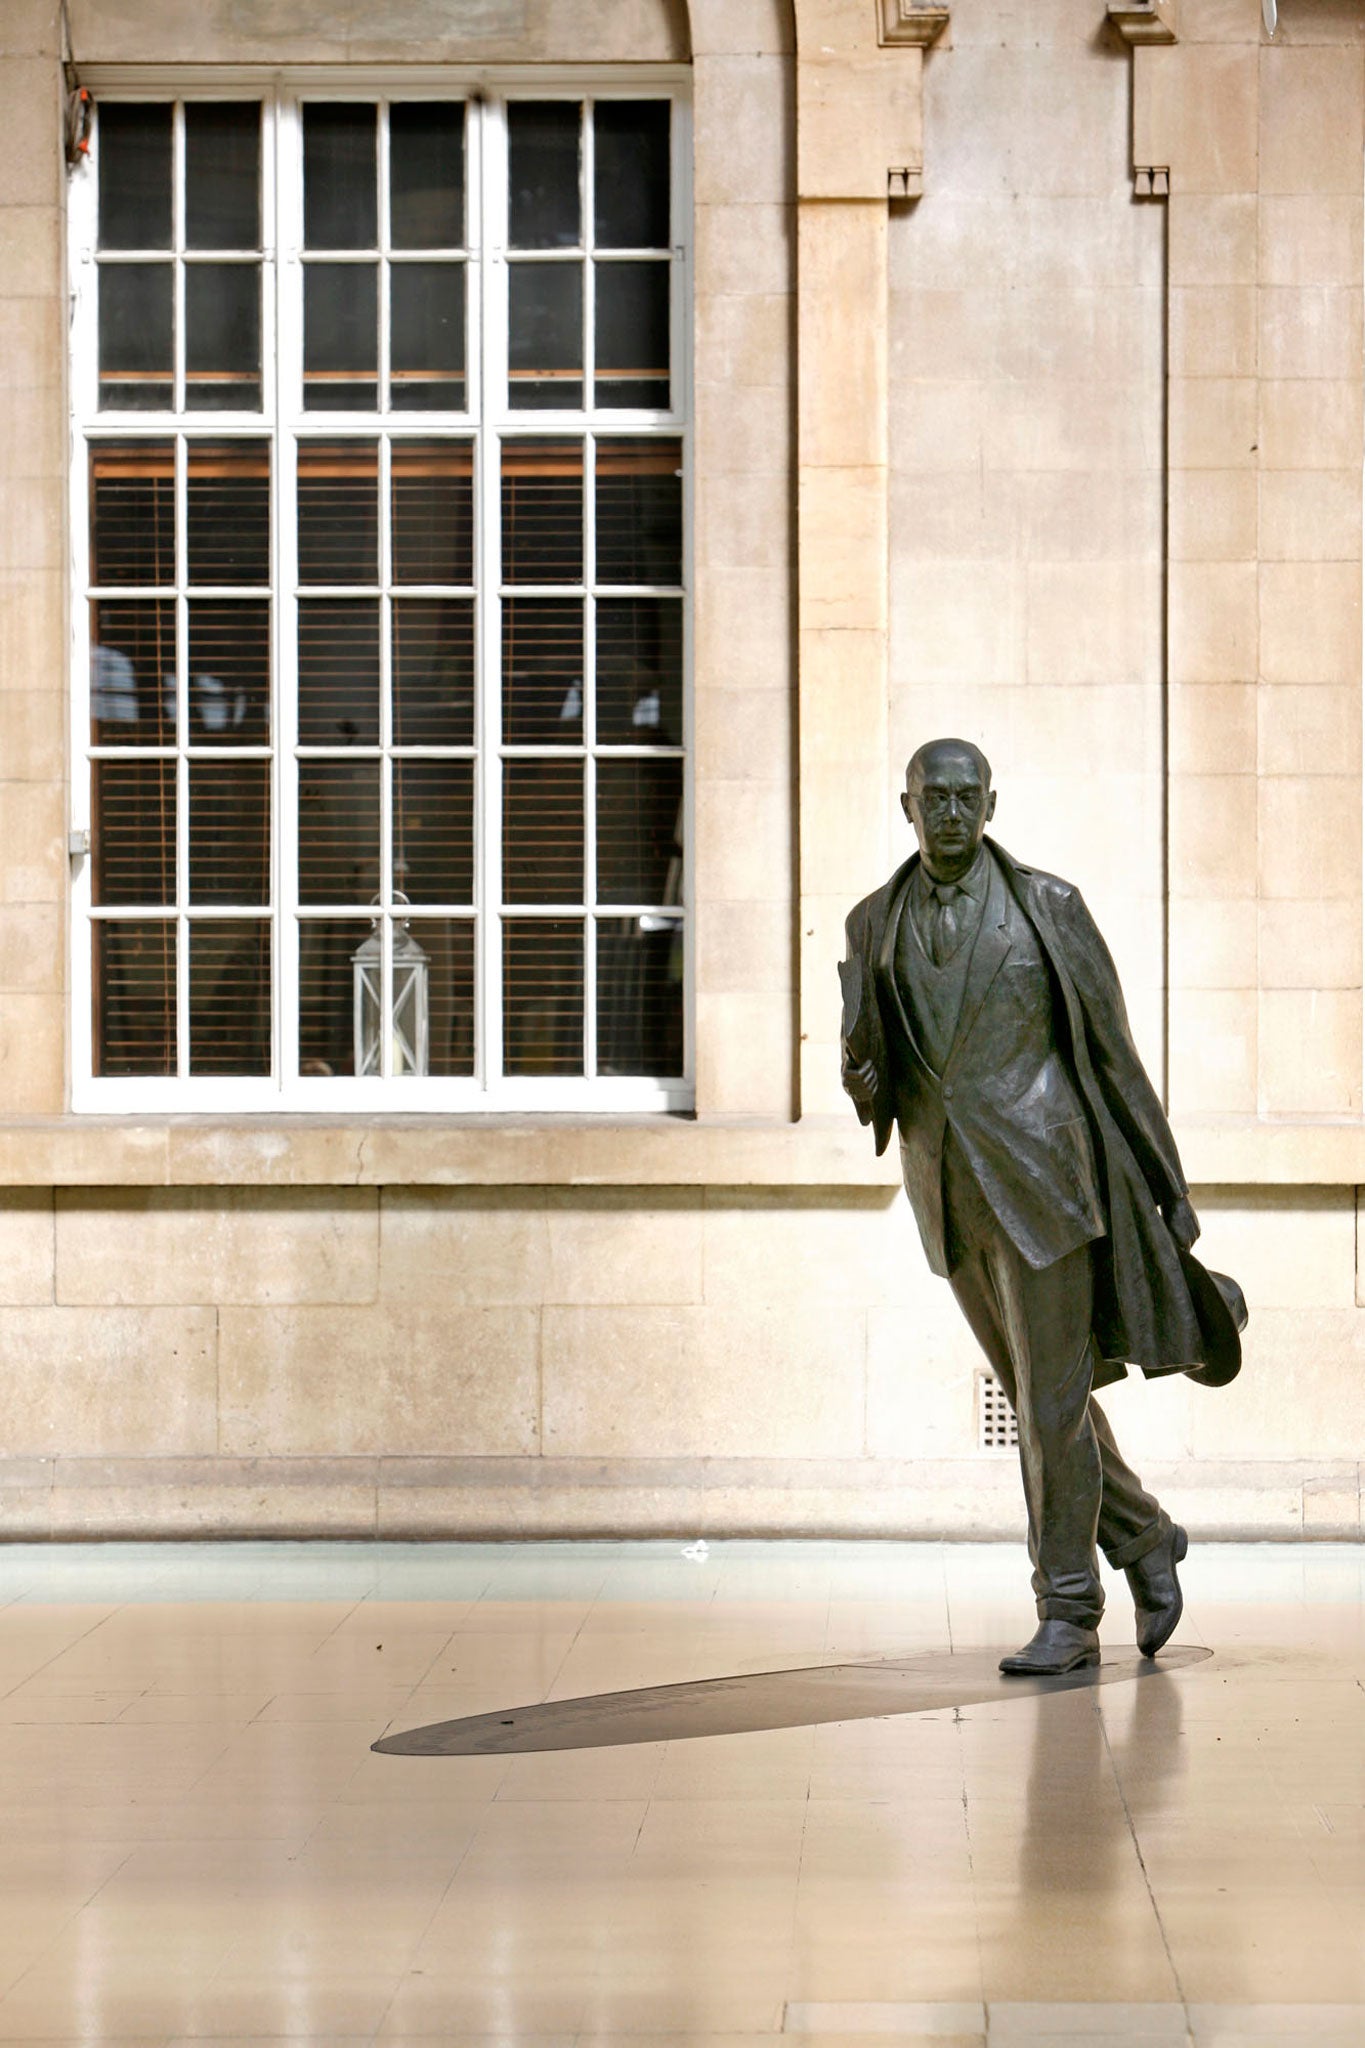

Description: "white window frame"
68 66 693 1114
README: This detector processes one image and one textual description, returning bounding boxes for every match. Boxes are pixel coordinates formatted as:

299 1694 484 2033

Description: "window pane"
187 441 271 586
597 757 683 904
390 263 465 411
503 760 583 904
298 760 380 904
596 917 683 1076
393 599 474 745
93 759 176 906
594 102 670 250
91 599 175 746
508 264 583 411
391 441 473 585
298 441 378 584
189 919 271 1075
186 265 262 411
418 918 475 1076
189 760 270 904
185 103 260 249
597 438 683 585
597 597 682 746
99 264 173 411
95 920 176 1076
390 102 465 249
304 264 378 411
298 599 380 746
188 600 271 743
501 440 583 584
508 102 581 250
394 759 474 904
91 442 175 587
503 920 583 1075
298 918 371 1076
98 104 172 250
303 104 377 249
502 598 583 744
595 263 670 411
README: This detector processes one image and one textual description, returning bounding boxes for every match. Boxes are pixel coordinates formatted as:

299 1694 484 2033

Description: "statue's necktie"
927 882 962 966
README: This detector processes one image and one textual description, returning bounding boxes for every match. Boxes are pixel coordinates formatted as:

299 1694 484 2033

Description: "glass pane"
390 263 465 411
503 759 583 904
503 920 583 1076
594 102 671 250
508 264 583 411
91 599 175 746
189 760 270 904
597 597 682 745
185 103 260 249
298 760 380 904
99 264 173 411
303 104 378 249
187 440 270 586
597 757 683 904
98 104 172 250
393 599 474 745
185 265 261 411
390 102 465 249
417 918 475 1076
188 600 270 743
595 263 670 410
508 102 581 250
91 442 175 587
304 264 378 411
94 920 176 1077
391 441 473 585
393 759 474 904
502 598 583 743
298 599 380 747
501 439 583 584
93 759 176 906
597 438 683 585
298 918 370 1076
298 441 378 584
596 916 683 1076
189 919 271 1075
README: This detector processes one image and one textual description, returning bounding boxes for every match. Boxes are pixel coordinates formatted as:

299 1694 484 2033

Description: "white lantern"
353 913 429 1077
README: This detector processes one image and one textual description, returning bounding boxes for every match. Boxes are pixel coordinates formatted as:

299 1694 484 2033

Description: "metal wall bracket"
1107 0 1178 45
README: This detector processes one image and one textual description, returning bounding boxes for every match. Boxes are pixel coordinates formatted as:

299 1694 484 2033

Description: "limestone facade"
0 0 1362 1537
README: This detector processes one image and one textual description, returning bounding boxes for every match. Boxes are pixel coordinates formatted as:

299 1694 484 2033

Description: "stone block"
380 1190 550 1306
1258 898 1361 991
865 1294 984 1460
1259 561 1362 684
798 467 886 633
1259 380 1363 470
694 380 791 491
984 377 1157 476
1168 897 1257 990
802 210 886 471
890 378 985 474
688 0 791 55
1256 684 1360 777
1188 1308 1365 1460
0 570 63 691
0 1190 52 1303
1198 1186 1357 1310
701 1188 910 1310
0 60 58 209
696 775 791 902
891 561 1022 688
1168 682 1256 776
0 693 62 781
1016 472 1162 566
1302 1475 1362 1539
1259 196 1364 287
0 781 61 900
1258 286 1363 383
1168 470 1258 563
694 990 794 1118
1260 989 1361 1115
0 2 59 56
1257 775 1359 899
932 47 1122 201
799 630 885 765
0 991 61 1111
1024 560 1162 687
55 1188 380 1306
1259 470 1361 562
0 204 60 293
798 49 915 203
1167 988 1257 1116
695 54 791 208
0 1306 217 1456
696 897 793 997
1169 377 1257 470
695 289 791 393
695 685 791 782
0 476 61 573
1147 45 1259 195
1168 193 1258 286
695 202 794 303
1169 562 1257 682
1258 43 1365 195
0 903 60 993
1170 285 1257 378
697 464 794 574
543 1189 704 1306
694 566 793 695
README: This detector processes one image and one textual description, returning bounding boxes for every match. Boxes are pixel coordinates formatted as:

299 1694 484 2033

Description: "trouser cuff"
1038 1596 1104 1627
1104 1511 1171 1571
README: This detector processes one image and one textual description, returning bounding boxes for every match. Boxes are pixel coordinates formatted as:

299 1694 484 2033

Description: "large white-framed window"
69 70 692 1112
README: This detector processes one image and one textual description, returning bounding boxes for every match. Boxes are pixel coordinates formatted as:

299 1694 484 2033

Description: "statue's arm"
840 904 883 1117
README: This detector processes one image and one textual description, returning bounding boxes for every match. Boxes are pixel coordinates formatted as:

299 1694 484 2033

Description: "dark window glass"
393 759 475 904
298 760 380 905
508 102 581 250
595 263 670 410
596 438 683 585
187 441 271 586
98 104 172 250
390 102 465 249
304 264 378 411
508 264 583 410
298 918 371 1076
596 917 683 1076
91 599 176 747
594 102 670 249
185 103 260 249
391 441 473 585
189 919 271 1075
393 599 474 746
390 263 465 411
188 601 271 744
503 919 583 1075
597 757 683 905
93 759 176 906
419 918 475 1075
502 598 583 743
188 760 270 904
99 264 174 411
503 759 583 904
501 440 583 584
94 920 176 1076
303 103 378 249
597 597 682 746
298 600 380 747
91 442 175 587
298 441 378 584
186 264 262 411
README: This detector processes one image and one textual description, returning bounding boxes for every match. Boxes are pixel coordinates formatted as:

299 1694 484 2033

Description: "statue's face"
902 746 996 880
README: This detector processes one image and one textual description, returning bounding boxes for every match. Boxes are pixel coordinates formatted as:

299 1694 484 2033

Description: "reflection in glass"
95 920 176 1076
298 599 380 746
98 104 172 250
508 102 581 249
502 598 583 743
304 264 378 411
597 916 683 1076
503 759 583 904
391 442 473 585
187 441 271 586
303 104 378 249
99 264 174 410
597 597 682 746
91 443 175 587
594 102 671 249
501 440 583 584
189 760 270 904
597 757 683 904
393 759 475 904
91 600 176 745
298 760 380 904
390 263 465 411
595 263 670 410
186 265 261 411
297 441 378 585
188 601 270 742
597 438 683 585
503 919 583 1075
185 103 260 249
298 918 371 1075
413 920 476 1076
189 919 271 1075
509 265 583 411
393 599 474 745
93 759 176 906
390 102 465 249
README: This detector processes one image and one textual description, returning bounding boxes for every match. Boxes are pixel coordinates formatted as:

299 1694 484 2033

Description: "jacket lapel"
875 861 935 1079
943 855 1012 1078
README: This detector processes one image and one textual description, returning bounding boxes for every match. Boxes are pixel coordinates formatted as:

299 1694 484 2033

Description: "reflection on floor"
0 1540 1359 2045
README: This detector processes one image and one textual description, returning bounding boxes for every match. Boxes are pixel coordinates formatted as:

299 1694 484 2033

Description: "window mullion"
174 429 190 1078
379 431 394 1081
584 425 597 1081
481 96 508 1092
276 92 302 1093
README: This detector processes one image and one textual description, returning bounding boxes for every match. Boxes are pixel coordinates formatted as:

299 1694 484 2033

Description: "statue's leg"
1089 1397 1171 1570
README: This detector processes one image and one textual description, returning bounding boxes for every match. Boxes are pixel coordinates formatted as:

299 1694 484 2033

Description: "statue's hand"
842 1056 879 1109
1163 1195 1200 1251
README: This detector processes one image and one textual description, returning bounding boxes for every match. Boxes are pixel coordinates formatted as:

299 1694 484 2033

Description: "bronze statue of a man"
841 739 1245 1675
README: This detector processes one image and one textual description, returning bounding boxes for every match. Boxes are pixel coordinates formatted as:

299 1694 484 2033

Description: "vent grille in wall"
977 1371 1018 1452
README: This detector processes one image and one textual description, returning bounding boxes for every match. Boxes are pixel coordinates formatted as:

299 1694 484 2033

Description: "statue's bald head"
905 737 992 799
901 737 996 881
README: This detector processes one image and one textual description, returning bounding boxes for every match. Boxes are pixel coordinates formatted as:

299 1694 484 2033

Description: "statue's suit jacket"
842 839 1210 1385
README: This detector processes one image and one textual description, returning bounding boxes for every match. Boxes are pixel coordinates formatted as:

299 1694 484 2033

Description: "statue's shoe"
1126 1523 1188 1658
998 1620 1100 1676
